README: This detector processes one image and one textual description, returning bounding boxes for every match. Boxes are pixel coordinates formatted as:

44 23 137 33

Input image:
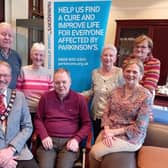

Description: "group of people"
0 22 91 168
87 35 160 167
0 21 160 168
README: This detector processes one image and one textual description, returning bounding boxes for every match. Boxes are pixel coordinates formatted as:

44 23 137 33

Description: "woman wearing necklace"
82 44 124 140
89 58 152 168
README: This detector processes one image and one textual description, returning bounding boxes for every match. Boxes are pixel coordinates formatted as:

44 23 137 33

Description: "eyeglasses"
134 45 148 49
54 81 67 86
0 74 11 78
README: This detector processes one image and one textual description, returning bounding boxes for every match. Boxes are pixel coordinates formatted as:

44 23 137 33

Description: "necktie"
0 94 6 132
0 94 5 115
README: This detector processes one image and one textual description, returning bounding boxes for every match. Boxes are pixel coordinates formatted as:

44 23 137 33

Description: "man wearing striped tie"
0 61 38 168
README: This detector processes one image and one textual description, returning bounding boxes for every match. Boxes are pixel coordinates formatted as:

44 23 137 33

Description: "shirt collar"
0 89 7 97
55 90 71 101
0 48 12 58
3 90 7 97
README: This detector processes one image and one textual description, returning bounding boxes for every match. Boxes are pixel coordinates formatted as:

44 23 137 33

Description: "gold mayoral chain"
0 90 16 121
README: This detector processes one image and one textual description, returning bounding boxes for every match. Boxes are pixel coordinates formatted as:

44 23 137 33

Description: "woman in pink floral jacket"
89 58 152 168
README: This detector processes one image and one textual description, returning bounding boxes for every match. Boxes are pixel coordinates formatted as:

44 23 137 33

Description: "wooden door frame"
0 0 5 22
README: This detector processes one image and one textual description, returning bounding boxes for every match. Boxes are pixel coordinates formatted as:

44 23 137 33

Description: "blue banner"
49 0 112 91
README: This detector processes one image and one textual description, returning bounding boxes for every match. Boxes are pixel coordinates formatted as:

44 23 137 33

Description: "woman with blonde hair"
89 58 152 168
82 44 124 140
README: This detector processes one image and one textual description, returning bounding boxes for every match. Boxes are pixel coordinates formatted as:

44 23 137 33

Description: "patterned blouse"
102 85 152 145
82 66 124 120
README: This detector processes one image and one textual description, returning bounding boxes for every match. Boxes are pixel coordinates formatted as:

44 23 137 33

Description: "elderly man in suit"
0 60 38 168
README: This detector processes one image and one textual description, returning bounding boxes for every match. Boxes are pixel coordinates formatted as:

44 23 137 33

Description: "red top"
140 55 160 92
34 90 91 143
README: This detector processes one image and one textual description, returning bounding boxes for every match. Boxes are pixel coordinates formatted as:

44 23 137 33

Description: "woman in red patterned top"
131 35 160 94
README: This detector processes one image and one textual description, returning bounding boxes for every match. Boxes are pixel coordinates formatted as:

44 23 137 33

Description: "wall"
5 0 28 65
105 0 168 44
4 0 168 64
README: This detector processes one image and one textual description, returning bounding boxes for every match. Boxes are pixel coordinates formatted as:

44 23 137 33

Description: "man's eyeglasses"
0 74 11 78
134 45 148 49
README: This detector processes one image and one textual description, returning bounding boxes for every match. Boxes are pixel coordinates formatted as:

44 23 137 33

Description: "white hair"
31 42 45 54
102 44 117 56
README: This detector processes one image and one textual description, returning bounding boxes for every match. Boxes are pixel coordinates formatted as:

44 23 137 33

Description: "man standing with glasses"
0 22 21 89
0 61 38 168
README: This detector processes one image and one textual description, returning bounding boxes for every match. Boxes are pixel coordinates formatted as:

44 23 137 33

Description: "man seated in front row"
34 68 91 168
0 61 38 168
